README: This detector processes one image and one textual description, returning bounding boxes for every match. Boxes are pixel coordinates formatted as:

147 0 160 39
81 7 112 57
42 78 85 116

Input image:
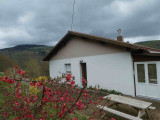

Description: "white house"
44 31 160 100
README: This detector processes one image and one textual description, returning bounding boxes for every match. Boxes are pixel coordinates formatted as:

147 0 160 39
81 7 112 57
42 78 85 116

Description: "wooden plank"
138 109 146 118
148 106 156 110
97 105 142 120
104 94 152 109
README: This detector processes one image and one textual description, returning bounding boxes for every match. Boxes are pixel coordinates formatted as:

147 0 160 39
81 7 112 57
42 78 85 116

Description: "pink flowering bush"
0 67 106 120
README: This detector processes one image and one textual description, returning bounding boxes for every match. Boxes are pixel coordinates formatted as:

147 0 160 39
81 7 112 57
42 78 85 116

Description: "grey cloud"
0 0 160 49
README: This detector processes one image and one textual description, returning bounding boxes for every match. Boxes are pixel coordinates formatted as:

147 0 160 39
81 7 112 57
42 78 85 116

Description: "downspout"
131 48 150 97
126 48 137 97
131 51 137 97
131 47 143 97
132 57 136 97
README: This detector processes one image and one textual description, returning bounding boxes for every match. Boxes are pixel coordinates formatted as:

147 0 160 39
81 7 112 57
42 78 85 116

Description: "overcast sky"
0 0 160 49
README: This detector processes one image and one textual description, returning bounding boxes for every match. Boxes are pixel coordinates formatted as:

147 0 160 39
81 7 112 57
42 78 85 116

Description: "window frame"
65 63 71 74
148 63 158 84
137 64 146 83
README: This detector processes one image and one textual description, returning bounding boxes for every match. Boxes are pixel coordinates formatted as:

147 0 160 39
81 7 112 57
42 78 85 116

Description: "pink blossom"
7 78 14 84
21 70 25 76
4 111 8 118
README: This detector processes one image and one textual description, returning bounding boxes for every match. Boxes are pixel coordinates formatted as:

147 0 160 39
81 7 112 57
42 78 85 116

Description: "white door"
135 62 160 99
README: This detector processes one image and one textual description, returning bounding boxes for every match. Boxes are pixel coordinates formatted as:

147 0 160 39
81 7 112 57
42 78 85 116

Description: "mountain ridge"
0 44 47 51
135 40 160 49
0 44 52 56
1 40 160 53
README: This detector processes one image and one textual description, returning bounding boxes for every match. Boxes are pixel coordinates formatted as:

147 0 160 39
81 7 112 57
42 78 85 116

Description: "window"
137 64 145 83
148 64 157 84
65 64 71 74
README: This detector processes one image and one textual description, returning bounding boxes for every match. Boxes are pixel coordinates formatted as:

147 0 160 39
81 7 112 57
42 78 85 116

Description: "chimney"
117 29 124 42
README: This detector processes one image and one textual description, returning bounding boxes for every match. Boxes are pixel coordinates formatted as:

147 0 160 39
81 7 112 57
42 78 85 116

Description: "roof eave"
43 31 160 61
43 31 73 61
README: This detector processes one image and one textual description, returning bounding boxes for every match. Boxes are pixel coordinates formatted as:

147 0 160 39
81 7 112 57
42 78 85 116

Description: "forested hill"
135 40 160 49
0 44 52 56
0 44 52 77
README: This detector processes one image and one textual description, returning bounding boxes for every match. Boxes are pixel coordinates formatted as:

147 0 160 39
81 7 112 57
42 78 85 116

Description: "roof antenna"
117 29 122 36
71 0 76 31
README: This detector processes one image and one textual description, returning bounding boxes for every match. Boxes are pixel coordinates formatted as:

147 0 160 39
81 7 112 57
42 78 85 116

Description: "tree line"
0 53 49 77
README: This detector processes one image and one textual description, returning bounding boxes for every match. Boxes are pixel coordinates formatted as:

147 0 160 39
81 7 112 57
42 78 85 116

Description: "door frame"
80 62 87 87
134 61 159 99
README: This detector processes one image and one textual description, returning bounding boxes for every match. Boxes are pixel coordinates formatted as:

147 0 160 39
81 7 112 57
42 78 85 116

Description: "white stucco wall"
49 52 135 96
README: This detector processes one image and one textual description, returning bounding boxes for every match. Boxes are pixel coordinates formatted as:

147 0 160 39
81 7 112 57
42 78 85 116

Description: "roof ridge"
68 31 160 52
68 30 116 41
43 31 160 61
